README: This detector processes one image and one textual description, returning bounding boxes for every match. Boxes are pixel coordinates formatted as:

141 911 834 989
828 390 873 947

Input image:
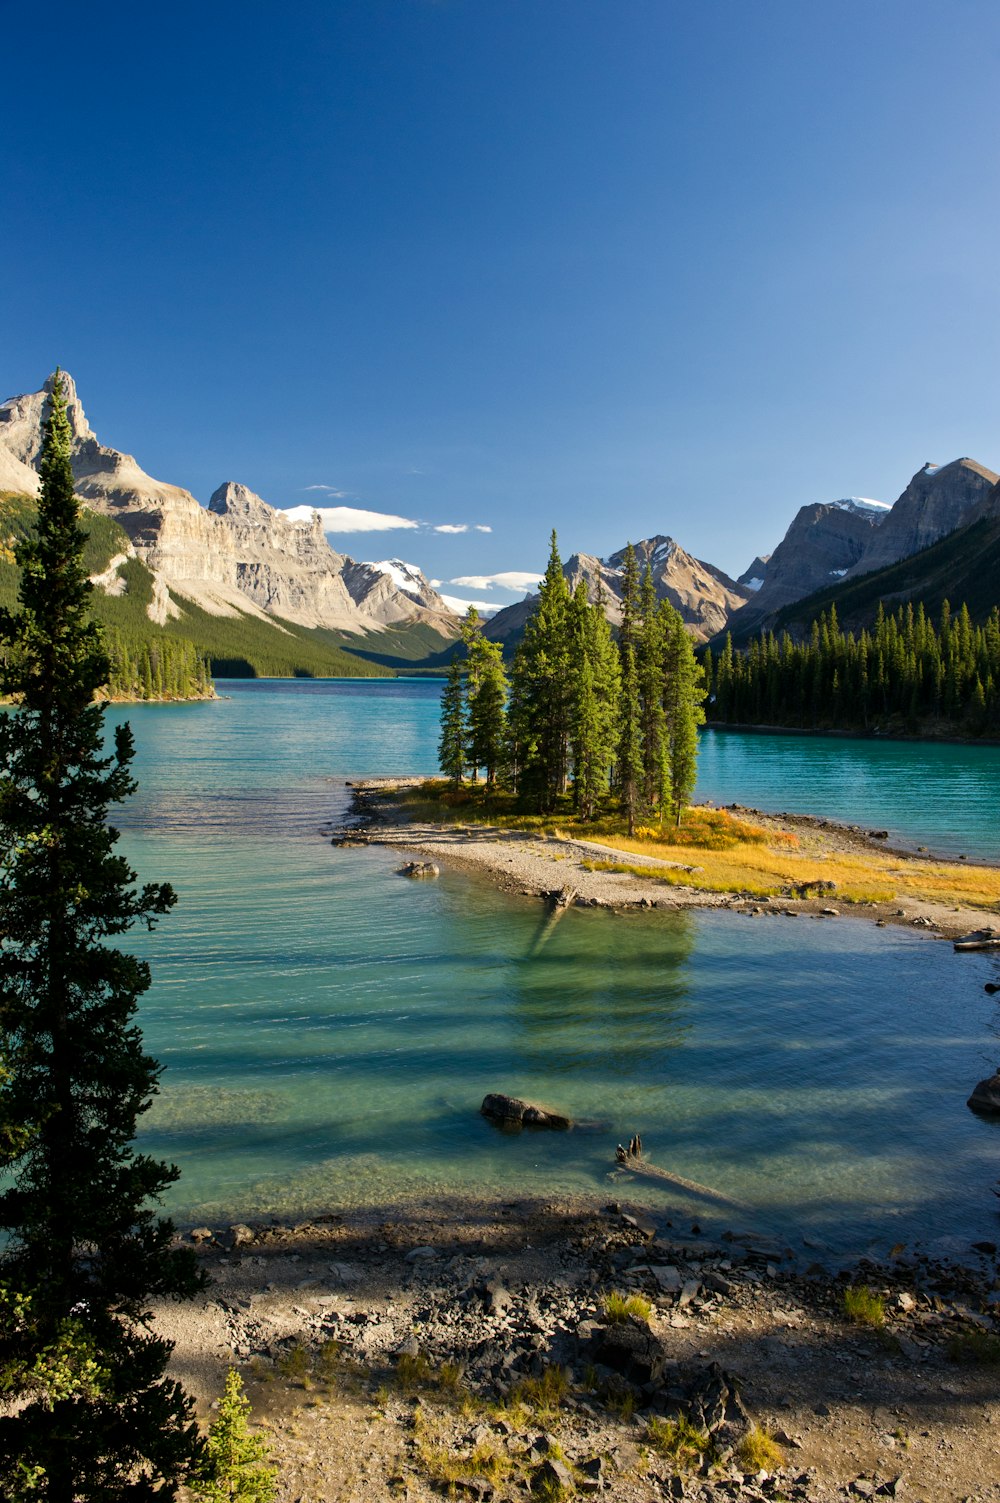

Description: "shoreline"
338 778 1000 944
149 782 1000 1499
157 1190 1000 1503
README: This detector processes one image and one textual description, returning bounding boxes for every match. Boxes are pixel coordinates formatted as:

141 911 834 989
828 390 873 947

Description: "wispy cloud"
474 524 492 533
302 484 350 497
434 523 468 534
282 504 420 533
449 570 543 592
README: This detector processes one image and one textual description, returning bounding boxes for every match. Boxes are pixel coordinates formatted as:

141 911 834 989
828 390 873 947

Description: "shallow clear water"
108 680 1000 1257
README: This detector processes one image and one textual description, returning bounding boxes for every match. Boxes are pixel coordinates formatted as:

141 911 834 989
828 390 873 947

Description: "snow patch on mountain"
830 497 890 516
367 559 426 594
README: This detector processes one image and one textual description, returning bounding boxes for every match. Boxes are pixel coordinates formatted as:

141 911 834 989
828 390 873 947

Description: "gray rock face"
0 373 461 641
738 554 771 591
846 459 998 579
486 535 749 645
726 500 885 637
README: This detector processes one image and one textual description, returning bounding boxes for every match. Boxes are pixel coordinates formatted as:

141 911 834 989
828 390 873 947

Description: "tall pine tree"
568 580 620 820
663 603 706 826
508 531 572 812
615 544 643 835
0 373 205 1501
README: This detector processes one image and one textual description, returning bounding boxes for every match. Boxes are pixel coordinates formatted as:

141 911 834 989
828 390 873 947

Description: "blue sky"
3 1 999 612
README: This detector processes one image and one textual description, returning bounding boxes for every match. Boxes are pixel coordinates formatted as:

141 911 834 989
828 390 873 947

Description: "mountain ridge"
0 372 460 645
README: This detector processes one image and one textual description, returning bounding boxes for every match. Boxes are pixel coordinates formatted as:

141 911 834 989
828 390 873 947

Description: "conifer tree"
663 605 706 826
437 658 467 785
568 581 620 820
637 566 668 818
615 544 643 835
465 619 508 793
508 531 572 811
0 373 204 1500
194 1369 276 1503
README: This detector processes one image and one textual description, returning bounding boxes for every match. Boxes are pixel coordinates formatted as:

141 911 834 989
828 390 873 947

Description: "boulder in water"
968 1072 1000 1114
398 861 440 879
480 1093 571 1131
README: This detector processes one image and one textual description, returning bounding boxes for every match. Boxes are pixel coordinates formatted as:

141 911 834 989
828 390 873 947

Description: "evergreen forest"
439 533 707 828
706 600 1000 737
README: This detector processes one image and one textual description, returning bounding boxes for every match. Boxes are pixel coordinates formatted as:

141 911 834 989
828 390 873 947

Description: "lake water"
110 679 1000 1258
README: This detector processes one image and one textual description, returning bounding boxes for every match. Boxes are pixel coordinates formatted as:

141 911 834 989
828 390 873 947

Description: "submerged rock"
968 1072 1000 1114
398 860 440 879
480 1093 571 1131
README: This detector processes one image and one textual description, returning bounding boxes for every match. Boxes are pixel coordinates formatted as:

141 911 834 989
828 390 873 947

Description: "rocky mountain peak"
845 457 999 580
0 369 94 472
723 499 884 639
486 533 748 645
0 372 461 643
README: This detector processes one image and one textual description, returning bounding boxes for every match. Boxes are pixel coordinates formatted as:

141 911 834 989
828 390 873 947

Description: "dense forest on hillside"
706 600 1000 736
0 490 395 692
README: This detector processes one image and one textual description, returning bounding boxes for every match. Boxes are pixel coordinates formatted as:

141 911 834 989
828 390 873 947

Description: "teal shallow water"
108 680 1000 1256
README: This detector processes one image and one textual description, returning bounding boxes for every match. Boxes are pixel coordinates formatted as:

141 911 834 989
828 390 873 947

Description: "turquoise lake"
111 679 1000 1258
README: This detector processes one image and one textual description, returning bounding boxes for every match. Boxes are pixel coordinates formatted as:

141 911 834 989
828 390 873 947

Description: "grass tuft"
603 1290 653 1325
842 1284 886 1327
947 1327 1000 1365
647 1413 710 1468
507 1364 570 1422
736 1424 785 1471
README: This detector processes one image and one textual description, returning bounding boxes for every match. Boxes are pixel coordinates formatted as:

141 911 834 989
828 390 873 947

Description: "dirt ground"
160 1195 1000 1503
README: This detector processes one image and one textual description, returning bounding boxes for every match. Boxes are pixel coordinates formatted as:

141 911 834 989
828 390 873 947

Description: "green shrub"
842 1285 885 1327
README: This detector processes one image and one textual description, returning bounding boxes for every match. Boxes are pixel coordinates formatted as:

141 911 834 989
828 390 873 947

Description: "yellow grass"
394 781 1000 913
592 831 1000 910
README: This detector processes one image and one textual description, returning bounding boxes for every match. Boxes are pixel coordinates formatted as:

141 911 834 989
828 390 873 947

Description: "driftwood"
613 1140 748 1210
954 928 1000 952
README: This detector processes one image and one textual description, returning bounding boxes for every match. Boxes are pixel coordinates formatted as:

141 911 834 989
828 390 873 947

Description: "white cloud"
302 484 350 497
434 523 468 534
450 570 543 592
282 504 420 533
474 524 492 533
440 594 500 617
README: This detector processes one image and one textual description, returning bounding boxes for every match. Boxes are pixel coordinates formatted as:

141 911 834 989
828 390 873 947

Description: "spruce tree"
466 638 508 793
194 1369 276 1503
508 531 572 812
615 544 643 835
437 658 467 785
568 581 620 821
0 373 205 1500
637 566 668 818
663 606 706 826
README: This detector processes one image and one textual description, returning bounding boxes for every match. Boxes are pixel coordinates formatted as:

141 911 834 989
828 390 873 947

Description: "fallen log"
612 1151 749 1211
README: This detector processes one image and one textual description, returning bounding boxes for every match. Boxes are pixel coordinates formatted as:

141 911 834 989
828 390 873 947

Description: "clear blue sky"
3 0 999 610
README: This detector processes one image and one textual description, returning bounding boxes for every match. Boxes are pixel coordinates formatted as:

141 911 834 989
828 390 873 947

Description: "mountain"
723 499 888 640
767 502 1000 637
737 555 771 592
485 535 749 646
0 373 460 647
720 459 1000 645
843 459 998 579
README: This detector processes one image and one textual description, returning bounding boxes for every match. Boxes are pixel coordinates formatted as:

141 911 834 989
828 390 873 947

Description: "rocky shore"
335 780 998 944
160 1195 1000 1503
